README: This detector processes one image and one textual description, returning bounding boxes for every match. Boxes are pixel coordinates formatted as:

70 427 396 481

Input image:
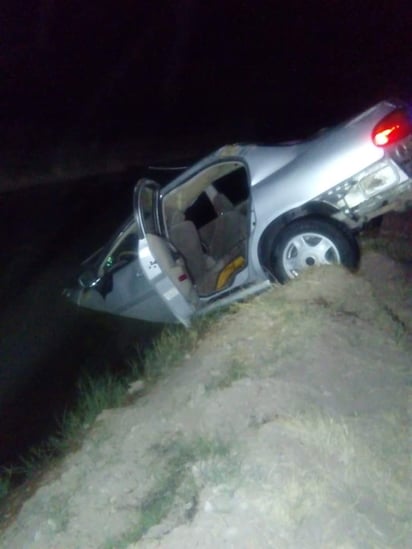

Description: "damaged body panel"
65 98 412 325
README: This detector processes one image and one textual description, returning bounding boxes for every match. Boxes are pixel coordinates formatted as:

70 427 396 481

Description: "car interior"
162 161 250 296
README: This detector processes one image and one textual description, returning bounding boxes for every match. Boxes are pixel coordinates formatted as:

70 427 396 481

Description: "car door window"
163 162 251 295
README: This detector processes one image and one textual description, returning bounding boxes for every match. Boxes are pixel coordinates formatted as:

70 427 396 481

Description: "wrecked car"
65 99 412 325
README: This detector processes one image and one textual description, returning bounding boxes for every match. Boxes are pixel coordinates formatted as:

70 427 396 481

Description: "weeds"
0 372 129 507
104 435 235 548
15 372 128 479
206 358 250 391
286 409 410 507
58 373 127 444
0 316 215 507
141 314 218 381
137 436 234 533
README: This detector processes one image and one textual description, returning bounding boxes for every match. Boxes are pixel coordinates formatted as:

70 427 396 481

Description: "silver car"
66 99 412 326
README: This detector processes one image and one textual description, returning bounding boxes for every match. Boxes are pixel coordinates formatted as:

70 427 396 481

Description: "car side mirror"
79 270 114 298
79 270 102 289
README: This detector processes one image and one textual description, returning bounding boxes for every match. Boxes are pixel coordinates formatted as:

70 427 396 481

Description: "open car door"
134 179 199 326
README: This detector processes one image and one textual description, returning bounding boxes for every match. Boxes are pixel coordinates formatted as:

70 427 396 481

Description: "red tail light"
372 109 412 147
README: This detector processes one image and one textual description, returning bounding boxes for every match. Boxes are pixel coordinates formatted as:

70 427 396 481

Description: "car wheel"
270 218 359 282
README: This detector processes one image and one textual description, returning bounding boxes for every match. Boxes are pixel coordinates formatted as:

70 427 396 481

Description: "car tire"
270 217 359 283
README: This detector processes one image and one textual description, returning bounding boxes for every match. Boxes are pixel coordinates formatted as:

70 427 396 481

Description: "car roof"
160 99 403 193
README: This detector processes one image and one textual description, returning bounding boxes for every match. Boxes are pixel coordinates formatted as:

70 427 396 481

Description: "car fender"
256 202 358 271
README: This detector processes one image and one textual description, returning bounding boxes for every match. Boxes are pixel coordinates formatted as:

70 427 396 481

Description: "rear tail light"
372 109 412 147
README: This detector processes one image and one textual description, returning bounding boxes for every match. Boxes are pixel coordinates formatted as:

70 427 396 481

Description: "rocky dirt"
0 247 411 549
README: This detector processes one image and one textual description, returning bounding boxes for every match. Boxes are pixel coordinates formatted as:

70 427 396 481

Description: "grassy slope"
1 251 410 548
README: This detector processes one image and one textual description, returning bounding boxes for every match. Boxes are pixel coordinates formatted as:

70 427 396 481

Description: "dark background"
2 0 411 149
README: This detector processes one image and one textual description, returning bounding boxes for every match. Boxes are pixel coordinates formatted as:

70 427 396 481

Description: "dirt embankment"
1 250 411 549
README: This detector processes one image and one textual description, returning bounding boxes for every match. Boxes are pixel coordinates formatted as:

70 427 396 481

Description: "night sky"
1 1 412 144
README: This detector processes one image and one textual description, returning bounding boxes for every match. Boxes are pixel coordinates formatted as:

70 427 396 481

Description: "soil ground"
0 243 411 548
